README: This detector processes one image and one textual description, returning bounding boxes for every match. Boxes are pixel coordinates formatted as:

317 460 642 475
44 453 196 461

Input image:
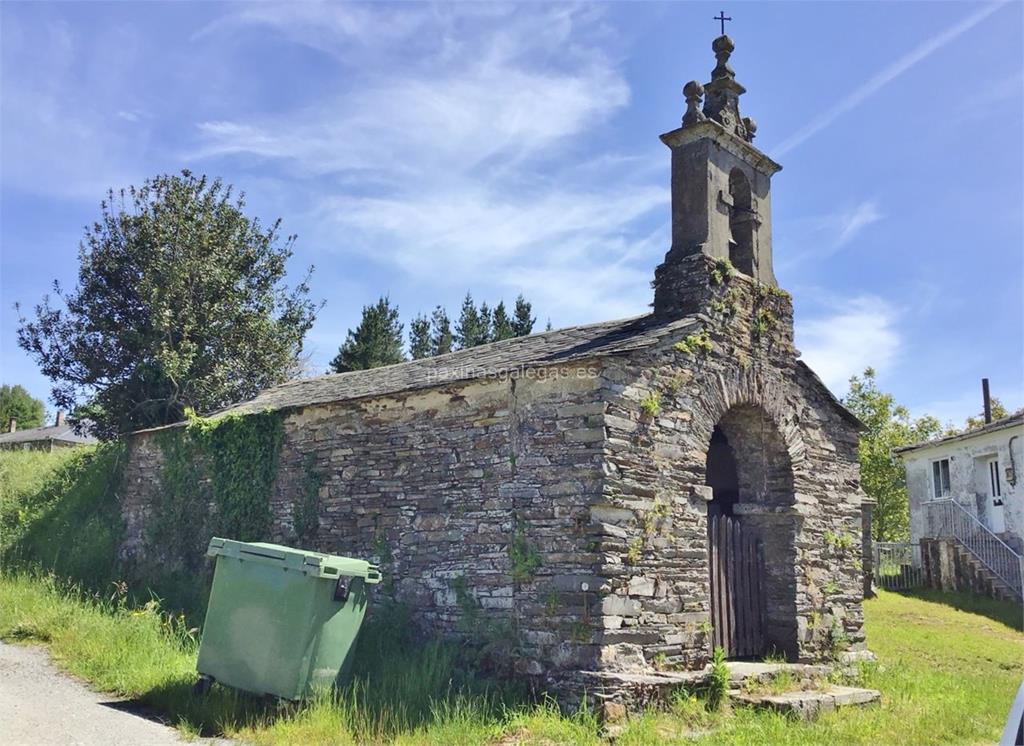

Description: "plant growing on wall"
674 331 713 358
153 409 284 571
508 518 541 583
710 257 735 286
640 392 663 420
294 454 323 544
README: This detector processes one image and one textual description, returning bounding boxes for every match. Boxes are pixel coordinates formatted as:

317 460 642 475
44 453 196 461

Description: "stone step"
951 547 1023 602
581 661 854 720
730 685 881 720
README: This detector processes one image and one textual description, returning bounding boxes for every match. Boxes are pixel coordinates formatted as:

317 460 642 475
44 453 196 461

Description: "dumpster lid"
206 537 381 582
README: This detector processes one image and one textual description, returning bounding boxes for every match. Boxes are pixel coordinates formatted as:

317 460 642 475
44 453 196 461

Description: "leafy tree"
17 171 318 440
455 293 485 349
408 314 432 360
492 302 515 341
964 397 1011 430
330 296 405 373
842 368 943 541
512 295 535 337
430 306 454 356
0 385 46 430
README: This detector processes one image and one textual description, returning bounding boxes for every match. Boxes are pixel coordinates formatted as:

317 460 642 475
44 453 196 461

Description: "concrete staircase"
922 499 1023 603
951 543 1022 603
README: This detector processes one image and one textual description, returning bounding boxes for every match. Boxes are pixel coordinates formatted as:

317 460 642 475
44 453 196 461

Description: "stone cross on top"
679 22 756 144
714 11 732 36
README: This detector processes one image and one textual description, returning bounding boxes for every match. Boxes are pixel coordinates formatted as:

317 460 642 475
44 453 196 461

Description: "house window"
932 458 951 498
989 459 1002 498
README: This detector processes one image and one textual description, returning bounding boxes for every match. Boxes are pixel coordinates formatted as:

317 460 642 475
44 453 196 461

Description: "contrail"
770 0 1009 158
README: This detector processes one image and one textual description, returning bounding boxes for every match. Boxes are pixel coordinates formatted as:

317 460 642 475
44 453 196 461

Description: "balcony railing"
924 498 1023 600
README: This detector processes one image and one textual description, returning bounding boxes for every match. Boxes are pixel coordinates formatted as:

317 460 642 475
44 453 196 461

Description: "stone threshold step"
730 685 881 720
580 661 834 692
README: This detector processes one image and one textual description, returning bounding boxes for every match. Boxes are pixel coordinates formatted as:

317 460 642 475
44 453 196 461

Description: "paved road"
0 642 224 746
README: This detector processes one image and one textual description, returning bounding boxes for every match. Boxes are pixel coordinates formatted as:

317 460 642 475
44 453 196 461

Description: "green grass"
1 574 1021 745
1 445 127 590
0 444 215 618
0 447 89 549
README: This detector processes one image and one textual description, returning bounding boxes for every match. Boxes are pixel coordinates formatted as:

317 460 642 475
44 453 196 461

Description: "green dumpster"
195 537 381 700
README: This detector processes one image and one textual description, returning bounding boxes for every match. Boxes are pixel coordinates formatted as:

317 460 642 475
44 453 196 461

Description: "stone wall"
591 258 867 671
115 257 868 693
118 363 612 681
268 366 610 678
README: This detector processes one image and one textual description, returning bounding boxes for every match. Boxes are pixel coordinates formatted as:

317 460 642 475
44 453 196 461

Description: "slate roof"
207 311 860 429
896 412 1024 455
0 422 97 447
216 313 702 417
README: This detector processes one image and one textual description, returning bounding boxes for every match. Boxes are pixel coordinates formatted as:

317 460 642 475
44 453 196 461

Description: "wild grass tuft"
705 646 730 711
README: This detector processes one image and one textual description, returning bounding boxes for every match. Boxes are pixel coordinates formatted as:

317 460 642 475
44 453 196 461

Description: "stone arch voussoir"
694 367 807 471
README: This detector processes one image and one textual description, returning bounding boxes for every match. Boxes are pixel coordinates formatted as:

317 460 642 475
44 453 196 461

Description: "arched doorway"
705 404 798 659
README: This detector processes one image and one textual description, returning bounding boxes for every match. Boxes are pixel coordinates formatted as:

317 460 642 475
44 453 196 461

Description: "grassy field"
0 444 128 592
1 573 1021 745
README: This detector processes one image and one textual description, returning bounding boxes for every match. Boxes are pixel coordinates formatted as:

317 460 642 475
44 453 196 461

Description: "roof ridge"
272 313 653 390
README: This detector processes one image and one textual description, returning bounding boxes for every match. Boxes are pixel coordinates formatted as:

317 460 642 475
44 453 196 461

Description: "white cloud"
797 296 901 394
189 3 662 325
192 60 630 177
770 1 1009 157
777 200 883 270
191 2 426 54
314 183 667 319
912 382 1024 429
832 201 883 249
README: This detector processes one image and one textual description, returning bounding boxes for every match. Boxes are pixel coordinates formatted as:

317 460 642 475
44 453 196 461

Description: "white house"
900 412 1023 553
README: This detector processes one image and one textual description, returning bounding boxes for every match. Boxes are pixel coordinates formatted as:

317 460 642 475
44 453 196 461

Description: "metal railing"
873 542 925 591
924 498 1023 600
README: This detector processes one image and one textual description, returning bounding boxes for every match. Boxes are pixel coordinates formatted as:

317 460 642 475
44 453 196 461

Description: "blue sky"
2 1 1021 427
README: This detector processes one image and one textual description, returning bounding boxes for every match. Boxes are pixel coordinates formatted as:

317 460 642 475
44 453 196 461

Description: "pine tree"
330 296 405 373
408 314 432 360
478 302 493 345
455 292 484 349
430 306 453 356
491 301 515 341
512 295 535 337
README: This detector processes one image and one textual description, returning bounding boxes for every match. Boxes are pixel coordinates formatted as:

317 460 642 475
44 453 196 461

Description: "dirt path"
0 642 228 745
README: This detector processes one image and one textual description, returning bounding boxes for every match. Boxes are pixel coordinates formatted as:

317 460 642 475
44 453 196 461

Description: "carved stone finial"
743 117 757 140
703 34 754 142
710 35 736 80
682 81 706 128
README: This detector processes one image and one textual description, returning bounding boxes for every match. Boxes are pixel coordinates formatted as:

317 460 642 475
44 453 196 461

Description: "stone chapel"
119 33 871 700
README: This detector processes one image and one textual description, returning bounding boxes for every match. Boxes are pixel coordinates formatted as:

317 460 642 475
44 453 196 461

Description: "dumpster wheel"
192 675 214 696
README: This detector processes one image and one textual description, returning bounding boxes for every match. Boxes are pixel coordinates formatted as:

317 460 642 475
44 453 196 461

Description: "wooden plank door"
709 514 766 659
